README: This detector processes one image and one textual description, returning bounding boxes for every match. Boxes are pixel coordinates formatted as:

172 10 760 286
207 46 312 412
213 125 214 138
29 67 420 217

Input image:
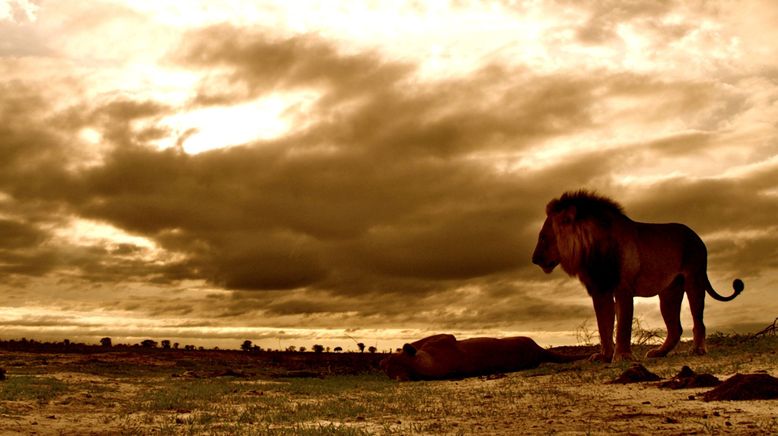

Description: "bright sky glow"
49 218 157 251
156 93 313 153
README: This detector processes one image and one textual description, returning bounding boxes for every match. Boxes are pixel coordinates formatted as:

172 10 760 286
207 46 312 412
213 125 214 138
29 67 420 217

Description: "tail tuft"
733 278 744 294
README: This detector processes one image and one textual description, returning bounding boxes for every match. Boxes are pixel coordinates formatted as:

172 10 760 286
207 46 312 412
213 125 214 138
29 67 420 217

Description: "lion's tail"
706 278 745 302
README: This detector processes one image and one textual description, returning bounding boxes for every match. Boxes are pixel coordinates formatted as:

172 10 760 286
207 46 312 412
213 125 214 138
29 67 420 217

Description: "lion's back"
456 337 545 374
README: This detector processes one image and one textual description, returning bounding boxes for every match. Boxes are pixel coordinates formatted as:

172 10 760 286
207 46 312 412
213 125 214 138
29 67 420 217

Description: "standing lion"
532 190 743 362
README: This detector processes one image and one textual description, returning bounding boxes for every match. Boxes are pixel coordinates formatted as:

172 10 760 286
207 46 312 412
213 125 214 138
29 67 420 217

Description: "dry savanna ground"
0 334 776 435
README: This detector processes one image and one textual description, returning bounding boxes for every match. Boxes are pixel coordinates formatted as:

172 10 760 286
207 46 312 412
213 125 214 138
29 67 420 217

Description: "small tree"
357 342 365 353
333 346 342 353
241 340 253 352
298 346 307 352
100 337 112 348
575 319 596 346
141 339 158 349
312 344 325 353
161 340 171 349
173 342 179 349
368 346 377 354
632 317 665 346
286 345 297 352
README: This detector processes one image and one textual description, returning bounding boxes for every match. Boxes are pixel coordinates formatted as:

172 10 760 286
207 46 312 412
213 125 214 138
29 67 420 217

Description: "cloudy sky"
1 0 776 351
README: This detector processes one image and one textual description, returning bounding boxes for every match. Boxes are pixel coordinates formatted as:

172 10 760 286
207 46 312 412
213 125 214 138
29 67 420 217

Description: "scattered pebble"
608 364 661 384
659 366 720 389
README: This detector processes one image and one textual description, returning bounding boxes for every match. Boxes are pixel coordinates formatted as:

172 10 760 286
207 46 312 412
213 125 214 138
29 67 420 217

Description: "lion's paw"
588 352 613 363
689 347 707 356
612 352 637 363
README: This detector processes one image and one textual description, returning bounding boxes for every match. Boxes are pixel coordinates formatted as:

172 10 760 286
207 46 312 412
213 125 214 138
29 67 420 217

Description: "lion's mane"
547 190 624 293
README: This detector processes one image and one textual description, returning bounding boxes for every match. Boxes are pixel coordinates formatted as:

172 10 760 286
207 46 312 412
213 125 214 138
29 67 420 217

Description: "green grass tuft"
0 375 69 403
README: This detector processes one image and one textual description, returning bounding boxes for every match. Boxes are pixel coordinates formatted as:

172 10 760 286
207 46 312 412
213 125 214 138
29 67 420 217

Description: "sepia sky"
1 0 777 351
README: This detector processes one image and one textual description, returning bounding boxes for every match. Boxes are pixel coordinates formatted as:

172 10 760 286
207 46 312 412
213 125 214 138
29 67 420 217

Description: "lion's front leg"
613 293 635 362
590 292 615 362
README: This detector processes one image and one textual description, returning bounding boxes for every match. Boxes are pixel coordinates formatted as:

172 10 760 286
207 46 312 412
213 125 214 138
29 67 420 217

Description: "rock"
659 366 721 389
608 364 661 384
703 373 778 401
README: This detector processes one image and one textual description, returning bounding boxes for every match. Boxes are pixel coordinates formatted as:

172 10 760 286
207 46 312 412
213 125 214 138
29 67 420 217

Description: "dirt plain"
0 334 776 435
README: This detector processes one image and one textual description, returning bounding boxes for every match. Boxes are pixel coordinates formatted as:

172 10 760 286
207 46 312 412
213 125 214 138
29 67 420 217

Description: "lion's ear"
402 343 417 357
560 205 577 225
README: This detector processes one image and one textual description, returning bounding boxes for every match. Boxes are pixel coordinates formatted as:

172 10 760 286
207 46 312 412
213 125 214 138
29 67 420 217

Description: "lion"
379 334 588 381
532 190 744 362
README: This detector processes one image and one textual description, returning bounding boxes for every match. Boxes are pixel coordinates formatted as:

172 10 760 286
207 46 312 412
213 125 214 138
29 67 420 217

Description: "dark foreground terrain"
0 335 776 435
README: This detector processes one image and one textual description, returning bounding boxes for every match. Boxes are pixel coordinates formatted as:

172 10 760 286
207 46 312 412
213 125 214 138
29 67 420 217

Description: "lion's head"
532 190 624 281
379 343 419 381
532 216 561 273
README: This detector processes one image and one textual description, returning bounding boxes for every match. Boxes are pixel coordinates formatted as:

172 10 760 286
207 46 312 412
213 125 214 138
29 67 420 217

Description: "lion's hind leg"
646 278 685 358
687 274 709 355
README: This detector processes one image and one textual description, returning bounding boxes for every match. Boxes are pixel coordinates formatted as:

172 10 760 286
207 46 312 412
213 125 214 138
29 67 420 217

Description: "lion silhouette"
532 190 743 362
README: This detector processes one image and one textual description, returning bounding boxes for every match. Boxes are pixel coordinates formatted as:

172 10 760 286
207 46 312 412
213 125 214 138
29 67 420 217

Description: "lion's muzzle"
532 253 558 274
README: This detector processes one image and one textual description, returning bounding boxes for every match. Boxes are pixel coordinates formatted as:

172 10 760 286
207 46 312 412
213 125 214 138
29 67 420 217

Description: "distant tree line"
239 340 380 354
0 338 204 353
0 337 388 354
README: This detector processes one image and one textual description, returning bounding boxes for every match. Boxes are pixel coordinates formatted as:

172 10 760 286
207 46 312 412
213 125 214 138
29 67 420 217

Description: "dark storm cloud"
178 24 413 106
0 84 179 282
177 27 599 157
0 218 46 248
0 82 66 175
0 218 56 276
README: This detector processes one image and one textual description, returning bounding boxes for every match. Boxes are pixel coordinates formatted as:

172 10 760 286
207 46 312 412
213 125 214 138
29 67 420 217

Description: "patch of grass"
272 374 394 396
246 376 418 425
134 378 243 412
120 374 412 433
0 375 69 403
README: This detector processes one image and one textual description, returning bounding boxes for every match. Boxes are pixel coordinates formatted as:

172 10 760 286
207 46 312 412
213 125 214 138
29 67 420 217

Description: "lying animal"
380 334 588 381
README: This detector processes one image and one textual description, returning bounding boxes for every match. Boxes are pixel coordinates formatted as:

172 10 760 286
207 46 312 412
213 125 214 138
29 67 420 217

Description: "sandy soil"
0 338 776 435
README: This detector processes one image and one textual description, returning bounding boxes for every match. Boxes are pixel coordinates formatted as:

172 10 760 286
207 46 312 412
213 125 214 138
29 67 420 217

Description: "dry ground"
0 335 776 435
